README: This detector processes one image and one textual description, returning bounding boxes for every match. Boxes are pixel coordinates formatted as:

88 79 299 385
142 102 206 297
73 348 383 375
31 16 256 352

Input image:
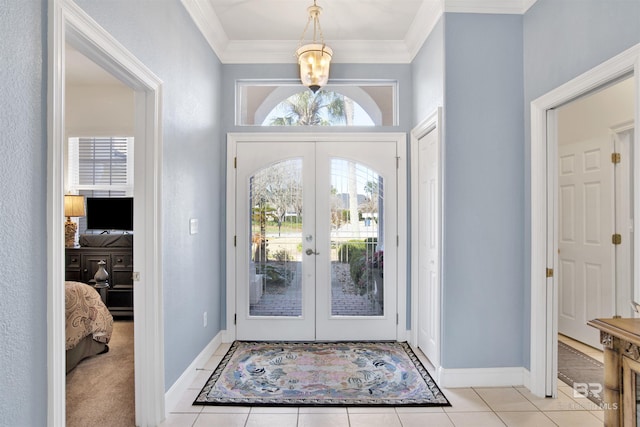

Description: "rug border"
557 341 603 407
193 341 450 407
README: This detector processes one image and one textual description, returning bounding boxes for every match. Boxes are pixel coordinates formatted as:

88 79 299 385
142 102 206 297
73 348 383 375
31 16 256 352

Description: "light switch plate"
190 218 199 235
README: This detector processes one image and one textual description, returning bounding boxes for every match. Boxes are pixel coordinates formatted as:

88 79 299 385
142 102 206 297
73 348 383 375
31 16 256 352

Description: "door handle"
305 249 319 256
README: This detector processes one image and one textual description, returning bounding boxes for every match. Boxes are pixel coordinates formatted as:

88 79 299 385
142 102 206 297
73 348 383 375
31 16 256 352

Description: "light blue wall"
412 17 444 124
70 0 225 389
522 0 640 368
0 1 47 425
409 16 444 328
441 13 525 369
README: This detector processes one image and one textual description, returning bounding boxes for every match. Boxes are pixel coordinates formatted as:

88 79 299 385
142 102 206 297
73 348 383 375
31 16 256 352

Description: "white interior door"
558 137 615 348
416 129 440 367
614 127 635 317
235 140 397 341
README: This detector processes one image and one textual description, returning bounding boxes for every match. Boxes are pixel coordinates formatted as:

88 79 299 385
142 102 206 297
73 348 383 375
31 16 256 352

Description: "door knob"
305 249 319 256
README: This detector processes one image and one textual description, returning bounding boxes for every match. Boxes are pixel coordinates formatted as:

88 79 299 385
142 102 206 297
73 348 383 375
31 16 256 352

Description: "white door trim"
612 121 635 317
48 1 165 425
529 43 640 397
225 132 408 342
410 107 443 370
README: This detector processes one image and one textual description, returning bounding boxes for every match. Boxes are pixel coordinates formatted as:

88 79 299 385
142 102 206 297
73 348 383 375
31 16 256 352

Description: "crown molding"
181 0 228 59
445 0 537 14
182 0 538 65
405 0 445 61
221 40 412 64
522 0 539 12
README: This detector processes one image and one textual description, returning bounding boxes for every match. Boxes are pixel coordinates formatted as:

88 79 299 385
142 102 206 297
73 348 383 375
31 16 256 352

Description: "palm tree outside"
266 90 357 126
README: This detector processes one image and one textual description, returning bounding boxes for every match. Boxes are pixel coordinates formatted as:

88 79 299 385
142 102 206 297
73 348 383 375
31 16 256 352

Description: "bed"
65 281 114 373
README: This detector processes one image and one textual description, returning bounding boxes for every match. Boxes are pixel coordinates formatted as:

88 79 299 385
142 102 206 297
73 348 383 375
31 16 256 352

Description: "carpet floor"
194 341 450 407
557 341 603 406
66 320 135 427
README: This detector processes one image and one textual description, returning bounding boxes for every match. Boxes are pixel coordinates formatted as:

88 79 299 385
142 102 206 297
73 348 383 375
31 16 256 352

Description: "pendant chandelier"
296 0 332 93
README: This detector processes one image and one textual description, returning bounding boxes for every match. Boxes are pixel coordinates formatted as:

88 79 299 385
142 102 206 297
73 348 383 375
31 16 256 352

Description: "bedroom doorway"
49 1 164 426
227 133 408 342
64 47 136 426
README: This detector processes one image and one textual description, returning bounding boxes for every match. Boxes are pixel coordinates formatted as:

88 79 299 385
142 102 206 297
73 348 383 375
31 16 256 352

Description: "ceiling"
66 43 124 86
183 0 538 64
66 0 538 85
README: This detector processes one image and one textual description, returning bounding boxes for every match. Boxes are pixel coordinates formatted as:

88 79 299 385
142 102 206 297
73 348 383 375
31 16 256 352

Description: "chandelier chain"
297 1 326 49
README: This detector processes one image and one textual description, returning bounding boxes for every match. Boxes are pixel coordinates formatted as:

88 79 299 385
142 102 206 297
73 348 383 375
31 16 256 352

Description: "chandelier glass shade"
296 1 332 93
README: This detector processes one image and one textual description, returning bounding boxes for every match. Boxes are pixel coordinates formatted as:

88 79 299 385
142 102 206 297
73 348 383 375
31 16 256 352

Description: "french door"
234 139 398 341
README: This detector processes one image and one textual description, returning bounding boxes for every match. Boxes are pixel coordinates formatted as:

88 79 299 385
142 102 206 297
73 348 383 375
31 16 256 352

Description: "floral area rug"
194 341 450 407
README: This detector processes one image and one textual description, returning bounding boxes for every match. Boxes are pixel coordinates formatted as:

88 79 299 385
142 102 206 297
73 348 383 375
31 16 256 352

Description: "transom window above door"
236 80 397 126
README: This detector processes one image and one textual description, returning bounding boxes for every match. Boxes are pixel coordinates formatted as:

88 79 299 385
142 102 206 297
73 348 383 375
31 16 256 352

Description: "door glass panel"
249 159 303 317
329 159 384 316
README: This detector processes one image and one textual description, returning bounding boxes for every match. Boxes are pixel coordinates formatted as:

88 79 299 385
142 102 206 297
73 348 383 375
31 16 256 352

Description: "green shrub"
257 264 293 286
337 240 366 263
335 238 377 287
272 248 293 262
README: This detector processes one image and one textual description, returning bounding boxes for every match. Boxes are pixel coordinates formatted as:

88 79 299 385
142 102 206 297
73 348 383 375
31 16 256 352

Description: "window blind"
68 136 134 233
68 137 133 193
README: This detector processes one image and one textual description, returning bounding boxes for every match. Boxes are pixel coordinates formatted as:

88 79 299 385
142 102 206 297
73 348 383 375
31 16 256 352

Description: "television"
86 197 134 231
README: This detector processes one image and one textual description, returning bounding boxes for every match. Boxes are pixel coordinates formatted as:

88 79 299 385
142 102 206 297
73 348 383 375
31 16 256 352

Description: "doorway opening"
554 77 634 401
529 43 640 398
555 78 635 349
64 46 136 425
48 1 164 425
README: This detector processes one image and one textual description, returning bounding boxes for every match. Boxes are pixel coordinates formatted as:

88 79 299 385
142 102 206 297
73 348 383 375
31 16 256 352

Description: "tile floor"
161 341 605 427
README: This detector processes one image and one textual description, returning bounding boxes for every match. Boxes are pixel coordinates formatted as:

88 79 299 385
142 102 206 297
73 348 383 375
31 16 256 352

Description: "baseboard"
164 330 223 415
522 367 531 390
438 366 527 388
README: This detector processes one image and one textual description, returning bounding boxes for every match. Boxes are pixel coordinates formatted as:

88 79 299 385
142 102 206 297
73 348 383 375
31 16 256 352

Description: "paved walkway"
249 262 381 317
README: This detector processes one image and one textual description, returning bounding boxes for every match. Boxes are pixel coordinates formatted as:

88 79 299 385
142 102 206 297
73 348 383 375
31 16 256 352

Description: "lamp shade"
296 43 333 93
64 195 85 217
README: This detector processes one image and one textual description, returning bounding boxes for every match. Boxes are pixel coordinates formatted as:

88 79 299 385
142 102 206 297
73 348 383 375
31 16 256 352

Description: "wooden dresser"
65 246 133 317
588 317 640 426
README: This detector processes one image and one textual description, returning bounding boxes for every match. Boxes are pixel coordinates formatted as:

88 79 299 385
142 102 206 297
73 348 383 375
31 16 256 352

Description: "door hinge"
397 235 399 246
546 268 554 278
234 157 237 168
234 314 237 325
613 233 622 245
396 156 400 169
612 152 621 164
396 313 399 325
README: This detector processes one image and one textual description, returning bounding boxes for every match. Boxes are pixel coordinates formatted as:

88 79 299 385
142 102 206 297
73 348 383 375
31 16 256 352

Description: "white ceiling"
66 44 124 86
66 0 538 84
183 0 538 64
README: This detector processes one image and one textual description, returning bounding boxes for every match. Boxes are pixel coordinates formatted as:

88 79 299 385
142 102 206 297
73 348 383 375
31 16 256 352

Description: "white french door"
234 138 398 341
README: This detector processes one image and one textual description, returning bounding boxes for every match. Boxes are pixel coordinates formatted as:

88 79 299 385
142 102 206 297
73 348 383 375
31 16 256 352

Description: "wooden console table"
588 317 640 426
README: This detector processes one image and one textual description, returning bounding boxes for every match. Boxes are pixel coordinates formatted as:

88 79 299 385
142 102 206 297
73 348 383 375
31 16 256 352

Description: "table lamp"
64 195 85 247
